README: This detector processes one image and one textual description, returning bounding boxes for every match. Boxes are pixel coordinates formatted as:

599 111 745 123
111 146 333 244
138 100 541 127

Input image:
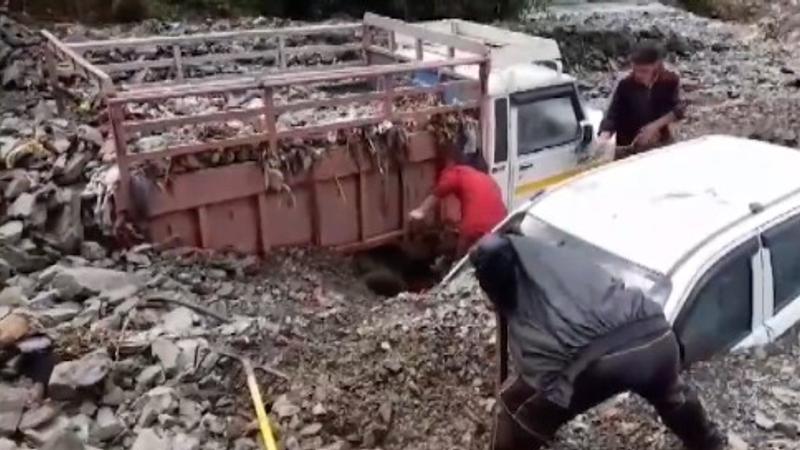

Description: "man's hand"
633 123 661 148
409 208 426 222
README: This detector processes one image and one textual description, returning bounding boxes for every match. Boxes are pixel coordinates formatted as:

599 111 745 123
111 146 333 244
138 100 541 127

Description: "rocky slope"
3 3 800 450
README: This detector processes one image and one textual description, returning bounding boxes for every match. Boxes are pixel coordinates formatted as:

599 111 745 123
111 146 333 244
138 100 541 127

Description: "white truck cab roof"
392 18 570 94
524 135 800 277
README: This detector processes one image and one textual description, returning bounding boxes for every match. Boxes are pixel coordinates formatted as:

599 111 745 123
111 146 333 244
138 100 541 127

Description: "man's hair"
630 41 664 65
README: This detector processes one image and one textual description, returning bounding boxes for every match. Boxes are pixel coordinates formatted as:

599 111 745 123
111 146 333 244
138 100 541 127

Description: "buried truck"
42 14 606 278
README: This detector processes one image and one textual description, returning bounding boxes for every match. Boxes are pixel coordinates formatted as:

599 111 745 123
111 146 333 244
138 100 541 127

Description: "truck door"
508 84 586 208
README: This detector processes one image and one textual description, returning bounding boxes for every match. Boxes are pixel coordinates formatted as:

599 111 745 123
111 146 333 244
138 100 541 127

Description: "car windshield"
519 213 672 304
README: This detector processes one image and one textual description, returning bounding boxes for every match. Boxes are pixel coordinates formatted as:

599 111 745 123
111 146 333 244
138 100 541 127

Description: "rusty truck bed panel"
44 13 489 254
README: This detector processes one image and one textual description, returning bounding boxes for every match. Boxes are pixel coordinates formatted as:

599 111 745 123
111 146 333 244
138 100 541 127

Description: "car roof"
527 135 800 275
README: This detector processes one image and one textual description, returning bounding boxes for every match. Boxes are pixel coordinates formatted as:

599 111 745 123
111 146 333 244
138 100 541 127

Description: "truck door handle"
520 163 534 170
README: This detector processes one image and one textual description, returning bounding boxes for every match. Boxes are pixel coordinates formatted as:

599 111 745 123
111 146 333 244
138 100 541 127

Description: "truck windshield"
519 213 672 304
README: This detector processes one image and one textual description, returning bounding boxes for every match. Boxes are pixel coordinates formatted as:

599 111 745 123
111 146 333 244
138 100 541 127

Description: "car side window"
494 98 509 164
763 214 800 314
516 95 580 155
675 240 756 364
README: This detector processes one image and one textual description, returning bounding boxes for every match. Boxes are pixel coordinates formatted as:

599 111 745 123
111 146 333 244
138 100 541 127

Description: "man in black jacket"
470 234 726 450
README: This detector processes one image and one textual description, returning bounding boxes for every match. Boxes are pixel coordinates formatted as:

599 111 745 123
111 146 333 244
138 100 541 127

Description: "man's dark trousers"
492 330 723 450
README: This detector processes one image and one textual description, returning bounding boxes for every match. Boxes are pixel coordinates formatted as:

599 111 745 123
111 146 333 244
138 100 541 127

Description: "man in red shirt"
410 157 507 257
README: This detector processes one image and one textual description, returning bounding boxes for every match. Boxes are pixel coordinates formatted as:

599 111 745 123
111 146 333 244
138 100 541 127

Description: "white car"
451 135 800 364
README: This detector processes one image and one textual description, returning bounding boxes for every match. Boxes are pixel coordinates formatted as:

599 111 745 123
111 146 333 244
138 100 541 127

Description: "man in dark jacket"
470 233 726 450
599 41 685 159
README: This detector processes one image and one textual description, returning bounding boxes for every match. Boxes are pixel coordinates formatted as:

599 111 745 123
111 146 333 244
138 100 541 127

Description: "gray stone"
0 245 51 274
101 383 125 407
7 193 36 219
2 61 22 87
727 432 748 450
4 175 30 200
69 414 91 443
161 307 195 334
57 149 91 185
233 438 257 450
71 299 102 328
300 423 323 436
48 350 112 401
131 428 170 450
40 430 85 450
0 259 10 285
19 404 60 430
201 413 225 435
52 267 140 303
45 188 83 253
79 242 106 261
178 399 204 429
151 338 181 374
136 365 163 389
21 415 71 446
91 407 123 442
0 286 27 306
176 338 207 371
755 411 775 430
0 385 28 436
37 304 82 326
0 221 23 245
172 434 200 450
272 395 300 418
775 420 799 439
0 437 15 450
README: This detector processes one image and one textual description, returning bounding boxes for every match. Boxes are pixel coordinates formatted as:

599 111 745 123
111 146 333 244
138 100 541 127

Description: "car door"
760 211 800 342
508 84 585 208
673 238 765 365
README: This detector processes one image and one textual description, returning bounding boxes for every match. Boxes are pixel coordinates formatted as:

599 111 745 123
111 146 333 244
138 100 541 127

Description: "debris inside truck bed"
4 3 800 449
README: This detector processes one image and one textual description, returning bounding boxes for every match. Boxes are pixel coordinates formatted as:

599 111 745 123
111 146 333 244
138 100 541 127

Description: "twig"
142 295 231 324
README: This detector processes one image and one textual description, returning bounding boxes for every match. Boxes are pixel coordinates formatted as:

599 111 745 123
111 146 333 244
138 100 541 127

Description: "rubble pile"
518 4 800 149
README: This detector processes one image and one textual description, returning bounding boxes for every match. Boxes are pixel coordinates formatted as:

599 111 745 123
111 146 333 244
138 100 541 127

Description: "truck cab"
393 18 607 209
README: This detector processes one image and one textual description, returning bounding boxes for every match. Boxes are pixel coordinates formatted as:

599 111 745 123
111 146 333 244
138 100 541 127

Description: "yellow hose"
242 358 280 450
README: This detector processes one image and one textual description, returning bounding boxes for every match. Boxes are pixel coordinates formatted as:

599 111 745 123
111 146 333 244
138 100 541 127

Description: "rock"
272 395 300 418
56 151 92 185
0 244 51 273
22 415 71 446
79 242 106 261
41 430 85 450
0 260 10 285
2 60 22 87
178 399 204 429
7 193 36 219
45 188 83 253
77 126 103 148
101 383 126 407
37 304 82 326
48 350 112 400
136 365 163 388
755 411 775 430
0 438 15 450
0 385 27 436
151 338 181 374
0 286 27 306
312 403 326 416
0 222 23 246
233 438 257 450
131 428 170 450
0 313 29 346
728 432 749 450
775 420 799 439
78 401 96 417
201 413 225 435
4 174 31 200
91 407 123 442
19 403 60 430
51 267 141 302
161 307 195 334
300 423 323 436
172 433 200 450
